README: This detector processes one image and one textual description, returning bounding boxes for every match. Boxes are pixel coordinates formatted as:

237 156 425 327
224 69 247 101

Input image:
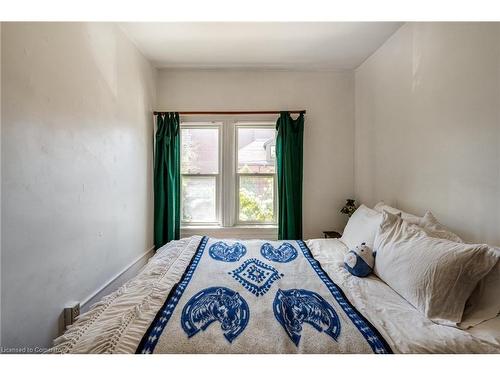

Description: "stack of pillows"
340 202 500 328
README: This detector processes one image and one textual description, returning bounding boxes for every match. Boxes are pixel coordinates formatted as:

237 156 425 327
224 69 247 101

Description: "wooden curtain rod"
153 110 306 116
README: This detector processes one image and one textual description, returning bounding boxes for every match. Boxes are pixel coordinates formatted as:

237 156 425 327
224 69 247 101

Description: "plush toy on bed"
344 242 375 277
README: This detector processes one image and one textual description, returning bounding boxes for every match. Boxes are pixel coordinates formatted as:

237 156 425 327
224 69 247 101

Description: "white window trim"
180 121 223 227
179 115 278 239
234 122 277 226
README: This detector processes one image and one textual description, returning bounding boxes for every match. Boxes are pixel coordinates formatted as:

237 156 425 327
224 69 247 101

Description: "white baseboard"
81 246 155 312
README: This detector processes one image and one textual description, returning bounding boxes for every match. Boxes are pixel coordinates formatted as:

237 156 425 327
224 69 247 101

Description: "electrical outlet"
64 302 80 327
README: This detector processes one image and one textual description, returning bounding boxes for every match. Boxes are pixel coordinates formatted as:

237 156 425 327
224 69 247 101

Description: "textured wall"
355 23 500 245
1 23 156 349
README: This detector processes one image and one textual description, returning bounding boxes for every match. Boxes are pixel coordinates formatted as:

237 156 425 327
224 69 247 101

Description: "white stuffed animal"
344 242 375 277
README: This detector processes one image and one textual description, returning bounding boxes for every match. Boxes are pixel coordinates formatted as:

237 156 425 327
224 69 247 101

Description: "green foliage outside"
239 186 274 222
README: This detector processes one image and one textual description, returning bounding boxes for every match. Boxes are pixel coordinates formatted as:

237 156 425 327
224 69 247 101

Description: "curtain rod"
153 110 306 116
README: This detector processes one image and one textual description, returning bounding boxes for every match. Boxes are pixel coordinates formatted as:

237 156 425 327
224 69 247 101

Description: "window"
236 126 276 224
180 124 221 225
180 118 277 230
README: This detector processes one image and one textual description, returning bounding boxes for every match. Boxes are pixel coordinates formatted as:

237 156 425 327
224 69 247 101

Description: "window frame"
179 115 278 231
179 121 223 227
234 122 278 226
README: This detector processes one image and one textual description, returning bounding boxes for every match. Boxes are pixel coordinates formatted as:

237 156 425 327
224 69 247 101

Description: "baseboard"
81 246 155 312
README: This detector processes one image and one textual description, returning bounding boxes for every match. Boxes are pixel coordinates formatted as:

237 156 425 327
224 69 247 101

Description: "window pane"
237 128 275 173
239 176 274 222
181 128 219 174
182 176 217 222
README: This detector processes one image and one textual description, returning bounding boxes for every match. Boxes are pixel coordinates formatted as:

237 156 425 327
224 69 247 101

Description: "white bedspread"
48 236 500 353
307 238 500 353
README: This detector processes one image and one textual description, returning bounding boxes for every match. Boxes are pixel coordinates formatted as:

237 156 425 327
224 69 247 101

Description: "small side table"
323 230 342 239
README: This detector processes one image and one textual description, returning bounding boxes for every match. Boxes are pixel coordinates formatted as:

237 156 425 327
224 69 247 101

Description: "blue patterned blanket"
136 237 392 354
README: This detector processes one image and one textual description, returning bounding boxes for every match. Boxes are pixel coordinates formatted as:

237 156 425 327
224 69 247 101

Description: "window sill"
180 225 278 240
181 225 277 230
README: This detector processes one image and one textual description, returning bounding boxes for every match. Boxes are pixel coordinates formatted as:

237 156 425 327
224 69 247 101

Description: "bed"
48 235 500 354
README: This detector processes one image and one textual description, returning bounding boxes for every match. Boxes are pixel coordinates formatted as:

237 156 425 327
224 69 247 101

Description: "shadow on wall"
1 22 155 350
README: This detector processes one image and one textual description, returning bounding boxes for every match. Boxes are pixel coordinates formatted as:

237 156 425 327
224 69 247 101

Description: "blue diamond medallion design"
229 258 283 297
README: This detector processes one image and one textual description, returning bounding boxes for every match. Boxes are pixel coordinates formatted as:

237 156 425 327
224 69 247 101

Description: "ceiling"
120 22 402 70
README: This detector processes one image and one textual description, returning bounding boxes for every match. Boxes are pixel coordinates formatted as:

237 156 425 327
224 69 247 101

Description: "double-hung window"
180 117 277 236
180 122 222 225
236 124 276 224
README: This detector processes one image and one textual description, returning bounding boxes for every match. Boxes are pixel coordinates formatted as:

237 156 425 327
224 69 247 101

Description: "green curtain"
154 112 180 249
276 111 304 240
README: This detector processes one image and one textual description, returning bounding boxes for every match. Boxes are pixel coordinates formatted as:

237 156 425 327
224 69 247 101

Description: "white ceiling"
120 22 402 70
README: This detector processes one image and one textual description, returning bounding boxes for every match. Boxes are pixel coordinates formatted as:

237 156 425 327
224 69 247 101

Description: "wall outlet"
64 302 80 327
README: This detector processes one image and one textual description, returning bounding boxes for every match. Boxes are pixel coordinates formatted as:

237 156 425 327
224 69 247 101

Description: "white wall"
1 23 156 349
157 69 354 240
0 22 3 348
355 23 500 245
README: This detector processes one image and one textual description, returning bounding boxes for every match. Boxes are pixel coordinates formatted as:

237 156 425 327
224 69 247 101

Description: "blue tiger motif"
260 242 298 263
181 287 249 343
209 241 247 262
273 288 341 346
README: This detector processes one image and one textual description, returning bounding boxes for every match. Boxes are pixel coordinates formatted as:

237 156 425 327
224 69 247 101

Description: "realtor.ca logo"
0 346 48 354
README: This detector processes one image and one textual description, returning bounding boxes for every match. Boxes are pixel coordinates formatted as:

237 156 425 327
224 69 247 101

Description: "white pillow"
373 202 463 242
460 249 500 328
340 204 382 249
419 211 464 243
373 201 422 223
374 211 498 326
